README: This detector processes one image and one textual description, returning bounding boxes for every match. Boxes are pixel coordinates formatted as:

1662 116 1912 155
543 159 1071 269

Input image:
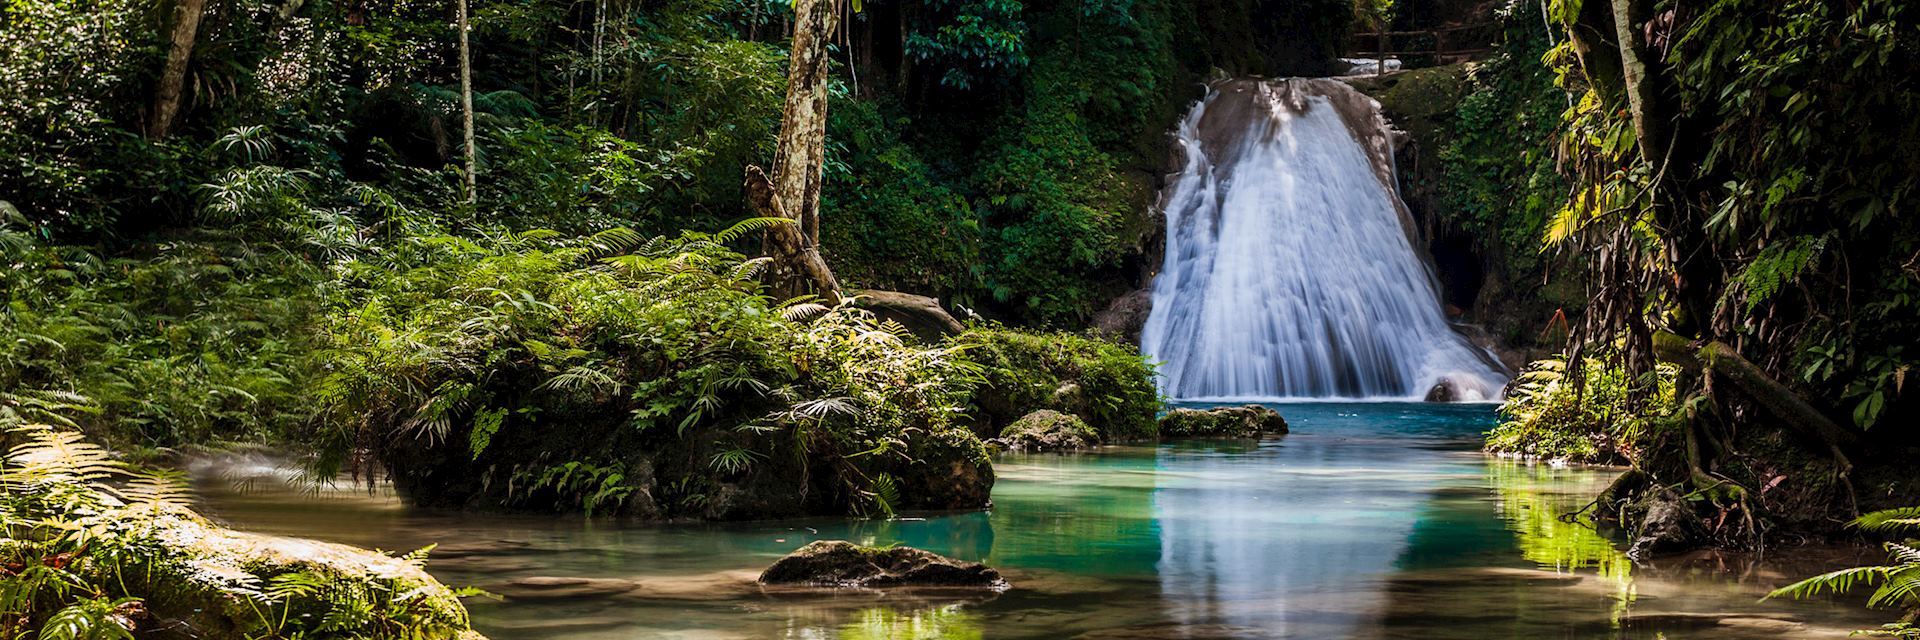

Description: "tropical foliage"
1485 356 1676 464
1478 0 1920 550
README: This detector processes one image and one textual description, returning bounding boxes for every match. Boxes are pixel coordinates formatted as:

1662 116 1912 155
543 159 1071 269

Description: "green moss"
998 409 1098 451
950 326 1159 441
1157 405 1288 439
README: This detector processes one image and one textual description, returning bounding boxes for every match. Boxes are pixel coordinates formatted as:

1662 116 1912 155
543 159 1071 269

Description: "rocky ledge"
759 540 1009 590
1158 405 1289 439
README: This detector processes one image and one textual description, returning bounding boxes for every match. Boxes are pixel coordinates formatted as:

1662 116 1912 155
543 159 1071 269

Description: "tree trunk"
745 0 845 304
150 0 210 139
1653 331 1860 450
1564 0 1624 107
457 0 478 204
1609 0 1669 169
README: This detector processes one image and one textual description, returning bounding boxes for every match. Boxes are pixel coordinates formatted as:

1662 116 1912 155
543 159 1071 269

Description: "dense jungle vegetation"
1453 0 1920 564
0 0 1353 500
7 0 1920 633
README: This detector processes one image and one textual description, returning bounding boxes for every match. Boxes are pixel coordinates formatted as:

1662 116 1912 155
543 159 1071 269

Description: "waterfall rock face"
1140 78 1504 401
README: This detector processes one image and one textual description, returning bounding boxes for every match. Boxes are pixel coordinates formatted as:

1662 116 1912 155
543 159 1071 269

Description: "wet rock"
493 576 639 600
996 410 1099 452
1424 377 1455 402
1158 405 1289 439
759 540 1008 590
1092 289 1153 343
1628 490 1701 561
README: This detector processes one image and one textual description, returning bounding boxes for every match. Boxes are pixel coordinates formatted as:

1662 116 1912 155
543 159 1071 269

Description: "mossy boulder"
996 410 1099 452
1158 405 1289 439
759 540 1008 590
69 516 482 640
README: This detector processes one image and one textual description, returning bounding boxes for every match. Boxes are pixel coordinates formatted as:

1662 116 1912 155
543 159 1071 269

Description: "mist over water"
1141 78 1504 401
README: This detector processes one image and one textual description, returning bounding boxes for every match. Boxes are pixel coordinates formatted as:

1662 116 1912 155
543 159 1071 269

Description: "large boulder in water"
1627 490 1702 560
759 541 1008 590
1158 405 1289 439
996 410 1098 452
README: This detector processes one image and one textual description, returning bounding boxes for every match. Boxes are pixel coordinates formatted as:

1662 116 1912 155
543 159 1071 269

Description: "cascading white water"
1140 78 1505 401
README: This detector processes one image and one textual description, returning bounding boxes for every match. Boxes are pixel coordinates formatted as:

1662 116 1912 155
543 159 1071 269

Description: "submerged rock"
493 576 639 600
1158 405 1289 439
759 540 1008 590
996 410 1099 452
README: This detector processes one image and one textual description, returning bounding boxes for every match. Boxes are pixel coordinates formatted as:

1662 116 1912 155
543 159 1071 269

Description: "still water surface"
195 403 1881 639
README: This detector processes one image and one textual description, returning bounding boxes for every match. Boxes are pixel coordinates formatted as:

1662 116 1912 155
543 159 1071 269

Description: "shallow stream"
195 403 1882 639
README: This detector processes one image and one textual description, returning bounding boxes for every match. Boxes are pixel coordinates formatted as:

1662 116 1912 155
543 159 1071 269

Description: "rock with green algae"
996 409 1099 452
759 540 1008 590
1158 405 1289 440
112 515 485 639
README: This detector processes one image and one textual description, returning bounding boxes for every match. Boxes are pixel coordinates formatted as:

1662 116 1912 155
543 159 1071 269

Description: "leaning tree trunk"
150 0 210 139
1609 0 1669 170
745 0 844 304
456 0 477 204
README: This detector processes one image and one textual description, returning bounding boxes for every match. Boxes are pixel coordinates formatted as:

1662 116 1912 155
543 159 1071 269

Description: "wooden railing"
1349 22 1501 67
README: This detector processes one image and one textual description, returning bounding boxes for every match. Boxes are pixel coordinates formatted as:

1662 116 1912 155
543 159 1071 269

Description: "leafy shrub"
1435 0 1568 281
1484 356 1676 464
950 325 1158 441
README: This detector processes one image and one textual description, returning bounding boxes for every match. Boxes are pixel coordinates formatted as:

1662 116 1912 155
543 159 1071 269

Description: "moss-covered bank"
1 428 483 639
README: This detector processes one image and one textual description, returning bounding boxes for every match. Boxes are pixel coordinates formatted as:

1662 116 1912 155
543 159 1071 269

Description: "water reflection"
1485 461 1633 583
834 605 982 640
1152 439 1427 637
187 403 1881 639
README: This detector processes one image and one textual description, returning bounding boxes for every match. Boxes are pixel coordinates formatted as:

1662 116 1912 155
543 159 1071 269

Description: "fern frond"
113 468 196 518
779 302 830 322
1853 507 1920 535
1868 568 1920 609
713 217 794 244
586 227 645 257
1764 565 1889 601
538 365 624 394
729 256 772 281
6 427 124 485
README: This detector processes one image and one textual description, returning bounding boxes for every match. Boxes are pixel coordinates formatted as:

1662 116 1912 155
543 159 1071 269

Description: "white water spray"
1140 78 1505 401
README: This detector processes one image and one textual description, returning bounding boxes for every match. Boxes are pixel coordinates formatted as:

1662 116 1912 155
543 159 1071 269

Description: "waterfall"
1140 78 1505 401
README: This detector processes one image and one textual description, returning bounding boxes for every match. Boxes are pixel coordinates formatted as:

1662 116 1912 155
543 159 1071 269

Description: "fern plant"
1768 506 1920 632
